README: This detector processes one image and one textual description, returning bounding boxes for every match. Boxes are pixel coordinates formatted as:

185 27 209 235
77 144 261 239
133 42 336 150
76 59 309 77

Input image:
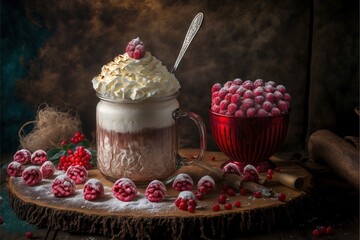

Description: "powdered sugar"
11 171 176 213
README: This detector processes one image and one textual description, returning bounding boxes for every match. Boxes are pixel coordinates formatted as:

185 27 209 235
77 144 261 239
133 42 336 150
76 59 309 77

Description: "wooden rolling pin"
308 129 359 191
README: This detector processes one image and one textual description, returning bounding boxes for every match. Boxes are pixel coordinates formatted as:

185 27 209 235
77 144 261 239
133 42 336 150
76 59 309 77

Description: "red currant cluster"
71 131 85 144
58 146 92 170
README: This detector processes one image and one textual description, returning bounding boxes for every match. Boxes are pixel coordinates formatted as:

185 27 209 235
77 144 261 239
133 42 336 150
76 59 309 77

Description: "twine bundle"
19 105 82 152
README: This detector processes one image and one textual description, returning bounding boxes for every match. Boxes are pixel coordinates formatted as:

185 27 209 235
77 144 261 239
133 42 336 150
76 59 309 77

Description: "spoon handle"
171 12 204 74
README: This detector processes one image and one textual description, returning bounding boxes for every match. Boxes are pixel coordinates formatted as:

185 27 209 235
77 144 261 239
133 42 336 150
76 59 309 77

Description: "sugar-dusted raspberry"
13 149 31 164
233 78 243 85
83 178 105 201
211 105 220 113
22 166 42 186
262 101 273 112
235 110 245 117
266 81 276 87
265 92 275 103
242 164 259 182
271 107 281 115
243 80 254 90
66 165 88 184
229 85 239 94
257 109 268 117
254 79 264 88
219 110 227 115
276 84 286 93
277 100 289 113
227 103 237 115
172 173 193 191
213 96 221 105
246 108 257 117
230 94 241 105
222 162 241 175
40 161 55 179
219 100 230 111
112 178 137 202
197 175 215 194
218 88 229 99
273 91 283 101
7 161 25 177
242 98 254 110
52 174 76 197
145 180 166 202
283 93 292 102
175 191 197 211
31 150 48 165
212 83 222 93
224 81 233 88
254 95 265 105
225 93 233 102
253 86 264 97
235 86 246 96
243 90 254 99
264 84 275 93
126 37 145 59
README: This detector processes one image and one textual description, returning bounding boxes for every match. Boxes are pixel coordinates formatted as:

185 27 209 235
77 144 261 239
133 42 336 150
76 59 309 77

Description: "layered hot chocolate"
92 38 181 183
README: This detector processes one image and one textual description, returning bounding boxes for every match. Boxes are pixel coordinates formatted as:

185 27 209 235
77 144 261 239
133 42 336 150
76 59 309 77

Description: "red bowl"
209 110 290 166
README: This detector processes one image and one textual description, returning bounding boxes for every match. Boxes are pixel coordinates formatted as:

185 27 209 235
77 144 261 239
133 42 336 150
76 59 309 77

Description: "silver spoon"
171 12 204 74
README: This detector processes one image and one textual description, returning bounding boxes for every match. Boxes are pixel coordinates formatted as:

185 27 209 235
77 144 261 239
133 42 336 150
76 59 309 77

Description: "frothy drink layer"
96 97 179 133
96 125 177 182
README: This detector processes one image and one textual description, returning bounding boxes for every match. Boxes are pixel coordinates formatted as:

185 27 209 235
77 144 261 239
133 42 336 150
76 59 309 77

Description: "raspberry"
273 91 283 101
283 93 291 102
213 96 221 105
240 188 247 196
242 99 254 110
253 86 264 97
7 161 25 177
83 178 105 201
254 191 262 198
264 84 275 93
197 175 215 194
257 109 268 117
212 91 219 98
227 103 237 115
266 81 276 87
276 84 286 93
211 105 220 113
52 174 76 197
229 85 239 94
218 194 227 204
265 92 275 103
219 100 230 110
243 80 254 90
277 193 286 202
218 88 229 99
22 166 42 186
233 78 243 85
234 201 241 208
224 203 232 210
271 107 281 115
40 161 55 178
254 79 264 88
243 90 254 99
262 101 273 112
66 165 88 184
235 86 246 96
13 149 31 164
212 204 221 211
145 180 166 202
277 100 289 112
224 81 233 88
172 173 193 191
31 150 48 165
126 37 145 59
176 191 197 210
246 108 257 117
254 95 265 104
231 94 241 105
235 110 245 117
212 83 222 93
112 178 137 202
225 93 233 102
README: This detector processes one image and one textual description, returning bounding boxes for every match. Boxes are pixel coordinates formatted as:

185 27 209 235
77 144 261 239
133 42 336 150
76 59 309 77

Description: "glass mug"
96 92 207 184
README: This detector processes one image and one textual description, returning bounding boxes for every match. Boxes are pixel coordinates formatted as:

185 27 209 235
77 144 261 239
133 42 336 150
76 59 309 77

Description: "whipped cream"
92 52 180 101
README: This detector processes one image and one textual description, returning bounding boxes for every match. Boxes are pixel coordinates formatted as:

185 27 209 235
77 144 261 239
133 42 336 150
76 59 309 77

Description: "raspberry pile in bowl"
211 79 291 117
209 78 291 166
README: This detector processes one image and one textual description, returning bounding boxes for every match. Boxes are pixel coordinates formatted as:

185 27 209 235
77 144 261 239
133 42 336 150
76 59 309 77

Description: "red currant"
254 191 262 198
234 201 241 208
212 204 220 212
277 193 286 202
240 188 247 196
210 156 215 161
188 205 195 213
217 194 227 204
312 229 320 237
224 203 232 210
25 232 33 239
325 226 333 235
227 188 235 196
266 174 273 180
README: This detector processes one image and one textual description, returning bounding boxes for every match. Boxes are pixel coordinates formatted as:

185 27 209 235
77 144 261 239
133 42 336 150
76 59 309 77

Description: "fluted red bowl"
209 110 290 166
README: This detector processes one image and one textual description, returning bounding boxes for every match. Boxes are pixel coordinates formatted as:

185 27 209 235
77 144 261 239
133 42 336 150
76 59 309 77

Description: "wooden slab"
7 149 311 239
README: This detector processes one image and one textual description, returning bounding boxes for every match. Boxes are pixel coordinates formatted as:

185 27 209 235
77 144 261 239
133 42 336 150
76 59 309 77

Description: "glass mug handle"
172 108 207 168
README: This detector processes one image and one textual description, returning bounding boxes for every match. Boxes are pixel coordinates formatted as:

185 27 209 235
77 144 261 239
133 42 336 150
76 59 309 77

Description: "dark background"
1 0 358 154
